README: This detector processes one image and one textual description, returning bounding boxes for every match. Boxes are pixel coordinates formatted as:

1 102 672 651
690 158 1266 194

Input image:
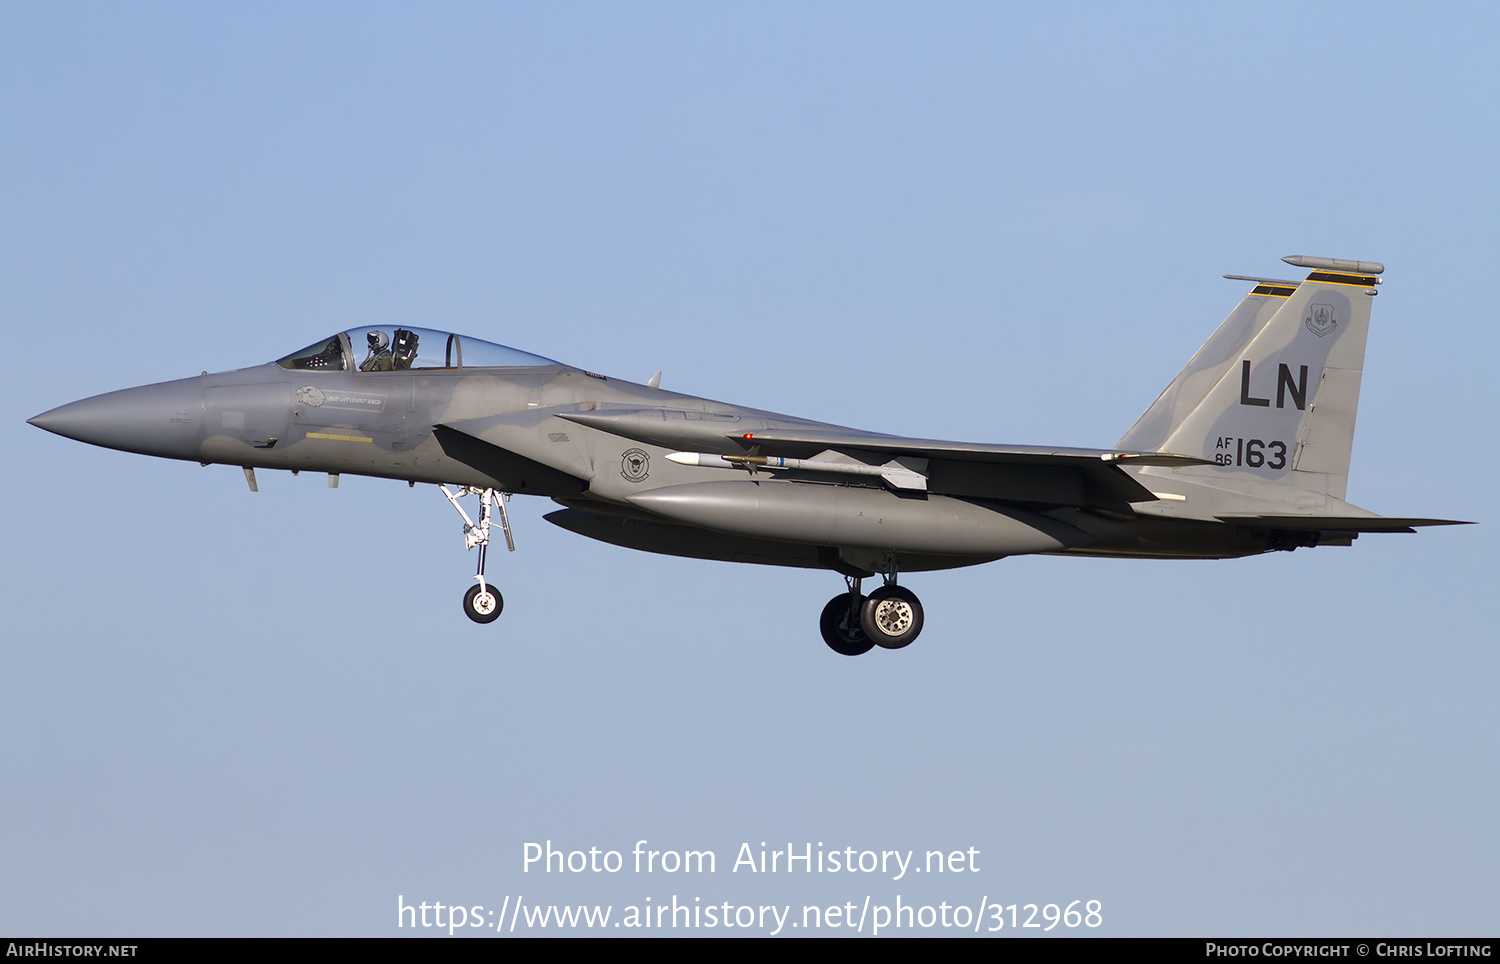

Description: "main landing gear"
440 485 513 625
819 570 924 656
820 576 873 656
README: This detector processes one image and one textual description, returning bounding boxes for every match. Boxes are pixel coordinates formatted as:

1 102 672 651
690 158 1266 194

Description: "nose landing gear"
440 485 514 625
463 583 503 623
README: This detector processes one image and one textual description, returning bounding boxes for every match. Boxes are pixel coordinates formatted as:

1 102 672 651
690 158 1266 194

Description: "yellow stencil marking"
307 432 373 443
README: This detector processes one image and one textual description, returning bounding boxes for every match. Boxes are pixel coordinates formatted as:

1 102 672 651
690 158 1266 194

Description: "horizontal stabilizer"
1214 514 1472 533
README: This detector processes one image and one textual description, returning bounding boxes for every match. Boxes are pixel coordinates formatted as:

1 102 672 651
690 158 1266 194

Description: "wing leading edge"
736 427 1209 467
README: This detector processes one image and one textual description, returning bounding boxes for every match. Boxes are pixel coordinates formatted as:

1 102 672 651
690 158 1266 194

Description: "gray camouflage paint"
30 260 1460 584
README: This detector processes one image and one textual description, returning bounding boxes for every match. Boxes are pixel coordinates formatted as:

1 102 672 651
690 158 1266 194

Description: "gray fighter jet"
29 255 1467 654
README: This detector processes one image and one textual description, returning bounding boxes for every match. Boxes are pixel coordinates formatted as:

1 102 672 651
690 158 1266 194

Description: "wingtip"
1105 451 1216 467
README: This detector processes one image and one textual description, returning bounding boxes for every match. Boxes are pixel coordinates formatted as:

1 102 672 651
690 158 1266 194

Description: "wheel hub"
872 599 913 635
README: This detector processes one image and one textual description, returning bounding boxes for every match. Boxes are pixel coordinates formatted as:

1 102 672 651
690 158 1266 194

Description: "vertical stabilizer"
1150 259 1381 502
1118 278 1297 451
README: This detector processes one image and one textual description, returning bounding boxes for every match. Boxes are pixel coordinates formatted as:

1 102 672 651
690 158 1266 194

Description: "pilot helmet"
367 330 390 352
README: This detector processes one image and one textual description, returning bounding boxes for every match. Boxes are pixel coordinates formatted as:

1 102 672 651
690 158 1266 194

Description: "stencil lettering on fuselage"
318 392 387 413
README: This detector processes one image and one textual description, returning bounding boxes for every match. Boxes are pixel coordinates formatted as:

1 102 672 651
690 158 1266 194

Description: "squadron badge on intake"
621 448 650 482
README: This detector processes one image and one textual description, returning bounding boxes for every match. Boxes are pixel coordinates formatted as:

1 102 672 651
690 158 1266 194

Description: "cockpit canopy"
276 326 558 373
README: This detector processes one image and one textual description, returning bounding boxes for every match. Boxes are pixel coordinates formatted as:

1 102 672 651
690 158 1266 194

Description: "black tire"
463 583 504 624
859 585 923 649
820 593 874 656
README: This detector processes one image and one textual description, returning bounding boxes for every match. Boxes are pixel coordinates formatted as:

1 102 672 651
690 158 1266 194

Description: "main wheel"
859 585 923 649
820 593 874 656
463 583 503 624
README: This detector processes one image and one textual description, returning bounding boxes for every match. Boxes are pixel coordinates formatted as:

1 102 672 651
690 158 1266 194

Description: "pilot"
360 330 394 372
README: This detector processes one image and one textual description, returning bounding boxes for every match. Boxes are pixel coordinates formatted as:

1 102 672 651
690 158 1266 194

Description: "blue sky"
2 2 1494 936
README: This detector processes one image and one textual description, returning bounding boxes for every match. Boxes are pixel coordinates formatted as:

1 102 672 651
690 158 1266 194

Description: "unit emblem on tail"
1304 303 1337 337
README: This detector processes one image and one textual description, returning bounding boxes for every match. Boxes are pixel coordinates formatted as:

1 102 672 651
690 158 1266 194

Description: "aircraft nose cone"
29 376 204 460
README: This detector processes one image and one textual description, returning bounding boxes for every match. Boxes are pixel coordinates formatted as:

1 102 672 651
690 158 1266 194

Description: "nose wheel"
440 485 514 626
464 583 504 623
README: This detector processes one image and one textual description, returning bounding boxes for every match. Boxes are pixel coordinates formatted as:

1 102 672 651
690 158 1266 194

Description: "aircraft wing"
736 427 1210 467
556 408 1211 509
733 429 1216 509
557 408 1206 467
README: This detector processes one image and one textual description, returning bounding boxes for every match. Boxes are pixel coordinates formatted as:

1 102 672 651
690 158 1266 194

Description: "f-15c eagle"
30 255 1466 655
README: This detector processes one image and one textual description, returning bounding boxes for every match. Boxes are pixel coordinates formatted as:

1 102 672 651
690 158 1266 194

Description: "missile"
664 451 737 468
665 451 928 491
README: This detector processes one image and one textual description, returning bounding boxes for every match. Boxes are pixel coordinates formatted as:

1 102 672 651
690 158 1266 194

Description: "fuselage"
29 345 1290 575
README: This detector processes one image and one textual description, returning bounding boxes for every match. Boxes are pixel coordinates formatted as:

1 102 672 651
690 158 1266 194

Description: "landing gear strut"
440 485 514 625
820 576 873 656
820 565 924 654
